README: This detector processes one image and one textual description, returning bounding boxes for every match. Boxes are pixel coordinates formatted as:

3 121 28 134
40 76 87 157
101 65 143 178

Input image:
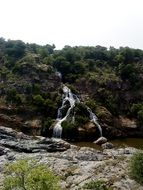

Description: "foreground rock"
0 126 142 190
0 145 142 190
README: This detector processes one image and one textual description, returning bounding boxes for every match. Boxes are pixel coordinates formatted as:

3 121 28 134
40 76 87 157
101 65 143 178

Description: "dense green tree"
5 40 26 59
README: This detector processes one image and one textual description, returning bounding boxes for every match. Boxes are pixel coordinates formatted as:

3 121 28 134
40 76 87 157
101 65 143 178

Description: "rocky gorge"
1 39 143 189
0 126 143 190
1 40 143 140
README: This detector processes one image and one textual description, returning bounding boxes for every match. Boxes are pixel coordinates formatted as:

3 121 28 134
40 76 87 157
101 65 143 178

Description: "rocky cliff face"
0 60 62 136
74 79 143 139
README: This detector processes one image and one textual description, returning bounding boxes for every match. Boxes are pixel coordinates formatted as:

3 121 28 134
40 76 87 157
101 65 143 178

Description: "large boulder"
94 137 107 145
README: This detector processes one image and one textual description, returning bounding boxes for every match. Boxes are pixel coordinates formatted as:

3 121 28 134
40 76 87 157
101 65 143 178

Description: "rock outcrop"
0 127 142 190
0 126 70 153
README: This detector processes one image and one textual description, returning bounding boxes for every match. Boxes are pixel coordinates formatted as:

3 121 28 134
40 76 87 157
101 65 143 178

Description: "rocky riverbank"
0 126 143 190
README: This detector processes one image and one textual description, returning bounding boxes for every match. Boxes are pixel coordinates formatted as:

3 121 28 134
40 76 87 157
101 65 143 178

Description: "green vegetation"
3 159 61 190
80 180 112 190
62 120 78 139
129 151 143 184
1 37 143 137
130 103 143 124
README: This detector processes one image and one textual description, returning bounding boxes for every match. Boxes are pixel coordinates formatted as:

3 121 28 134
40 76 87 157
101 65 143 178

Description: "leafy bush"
33 94 45 106
130 103 143 116
3 159 61 190
75 102 89 116
75 115 89 125
85 99 97 112
81 180 111 190
129 151 143 184
130 103 143 124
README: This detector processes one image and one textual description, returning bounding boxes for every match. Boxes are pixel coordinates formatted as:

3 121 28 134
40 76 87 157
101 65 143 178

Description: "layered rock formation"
0 126 142 190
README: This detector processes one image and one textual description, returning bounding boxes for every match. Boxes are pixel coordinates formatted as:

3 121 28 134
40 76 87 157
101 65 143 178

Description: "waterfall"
53 85 78 138
87 107 102 137
53 85 103 138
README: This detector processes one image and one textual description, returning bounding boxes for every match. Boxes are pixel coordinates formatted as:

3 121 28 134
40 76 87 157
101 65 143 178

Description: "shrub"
75 115 89 125
3 159 61 190
130 103 143 116
81 180 111 190
85 99 97 112
129 151 143 184
33 94 45 106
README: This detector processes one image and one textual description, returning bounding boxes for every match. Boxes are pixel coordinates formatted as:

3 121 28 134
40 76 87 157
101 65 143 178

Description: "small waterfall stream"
87 107 102 137
53 85 103 138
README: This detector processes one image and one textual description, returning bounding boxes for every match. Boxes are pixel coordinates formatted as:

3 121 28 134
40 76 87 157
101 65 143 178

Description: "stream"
74 138 143 150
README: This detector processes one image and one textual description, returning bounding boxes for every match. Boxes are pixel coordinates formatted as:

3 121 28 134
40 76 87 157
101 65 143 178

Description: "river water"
74 138 143 150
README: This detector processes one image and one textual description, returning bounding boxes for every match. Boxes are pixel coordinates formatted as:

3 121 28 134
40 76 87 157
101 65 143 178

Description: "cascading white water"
53 85 78 138
87 107 102 137
53 85 103 138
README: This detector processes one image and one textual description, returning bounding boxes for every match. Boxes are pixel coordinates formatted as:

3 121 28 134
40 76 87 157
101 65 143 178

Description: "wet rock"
0 126 30 140
0 126 70 153
0 146 8 156
94 136 107 145
101 142 114 149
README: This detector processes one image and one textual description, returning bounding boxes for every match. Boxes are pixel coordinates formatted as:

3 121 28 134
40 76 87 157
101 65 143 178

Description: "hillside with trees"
0 37 143 140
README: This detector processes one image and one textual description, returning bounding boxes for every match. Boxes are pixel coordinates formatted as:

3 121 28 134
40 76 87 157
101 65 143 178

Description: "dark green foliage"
129 151 143 184
96 88 119 115
33 95 45 106
130 103 143 124
75 115 89 125
62 120 78 139
6 89 24 105
130 103 143 116
42 118 55 136
74 103 90 126
44 98 57 117
81 180 112 190
75 103 89 116
85 99 97 112
5 40 26 59
119 63 140 87
32 84 41 94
